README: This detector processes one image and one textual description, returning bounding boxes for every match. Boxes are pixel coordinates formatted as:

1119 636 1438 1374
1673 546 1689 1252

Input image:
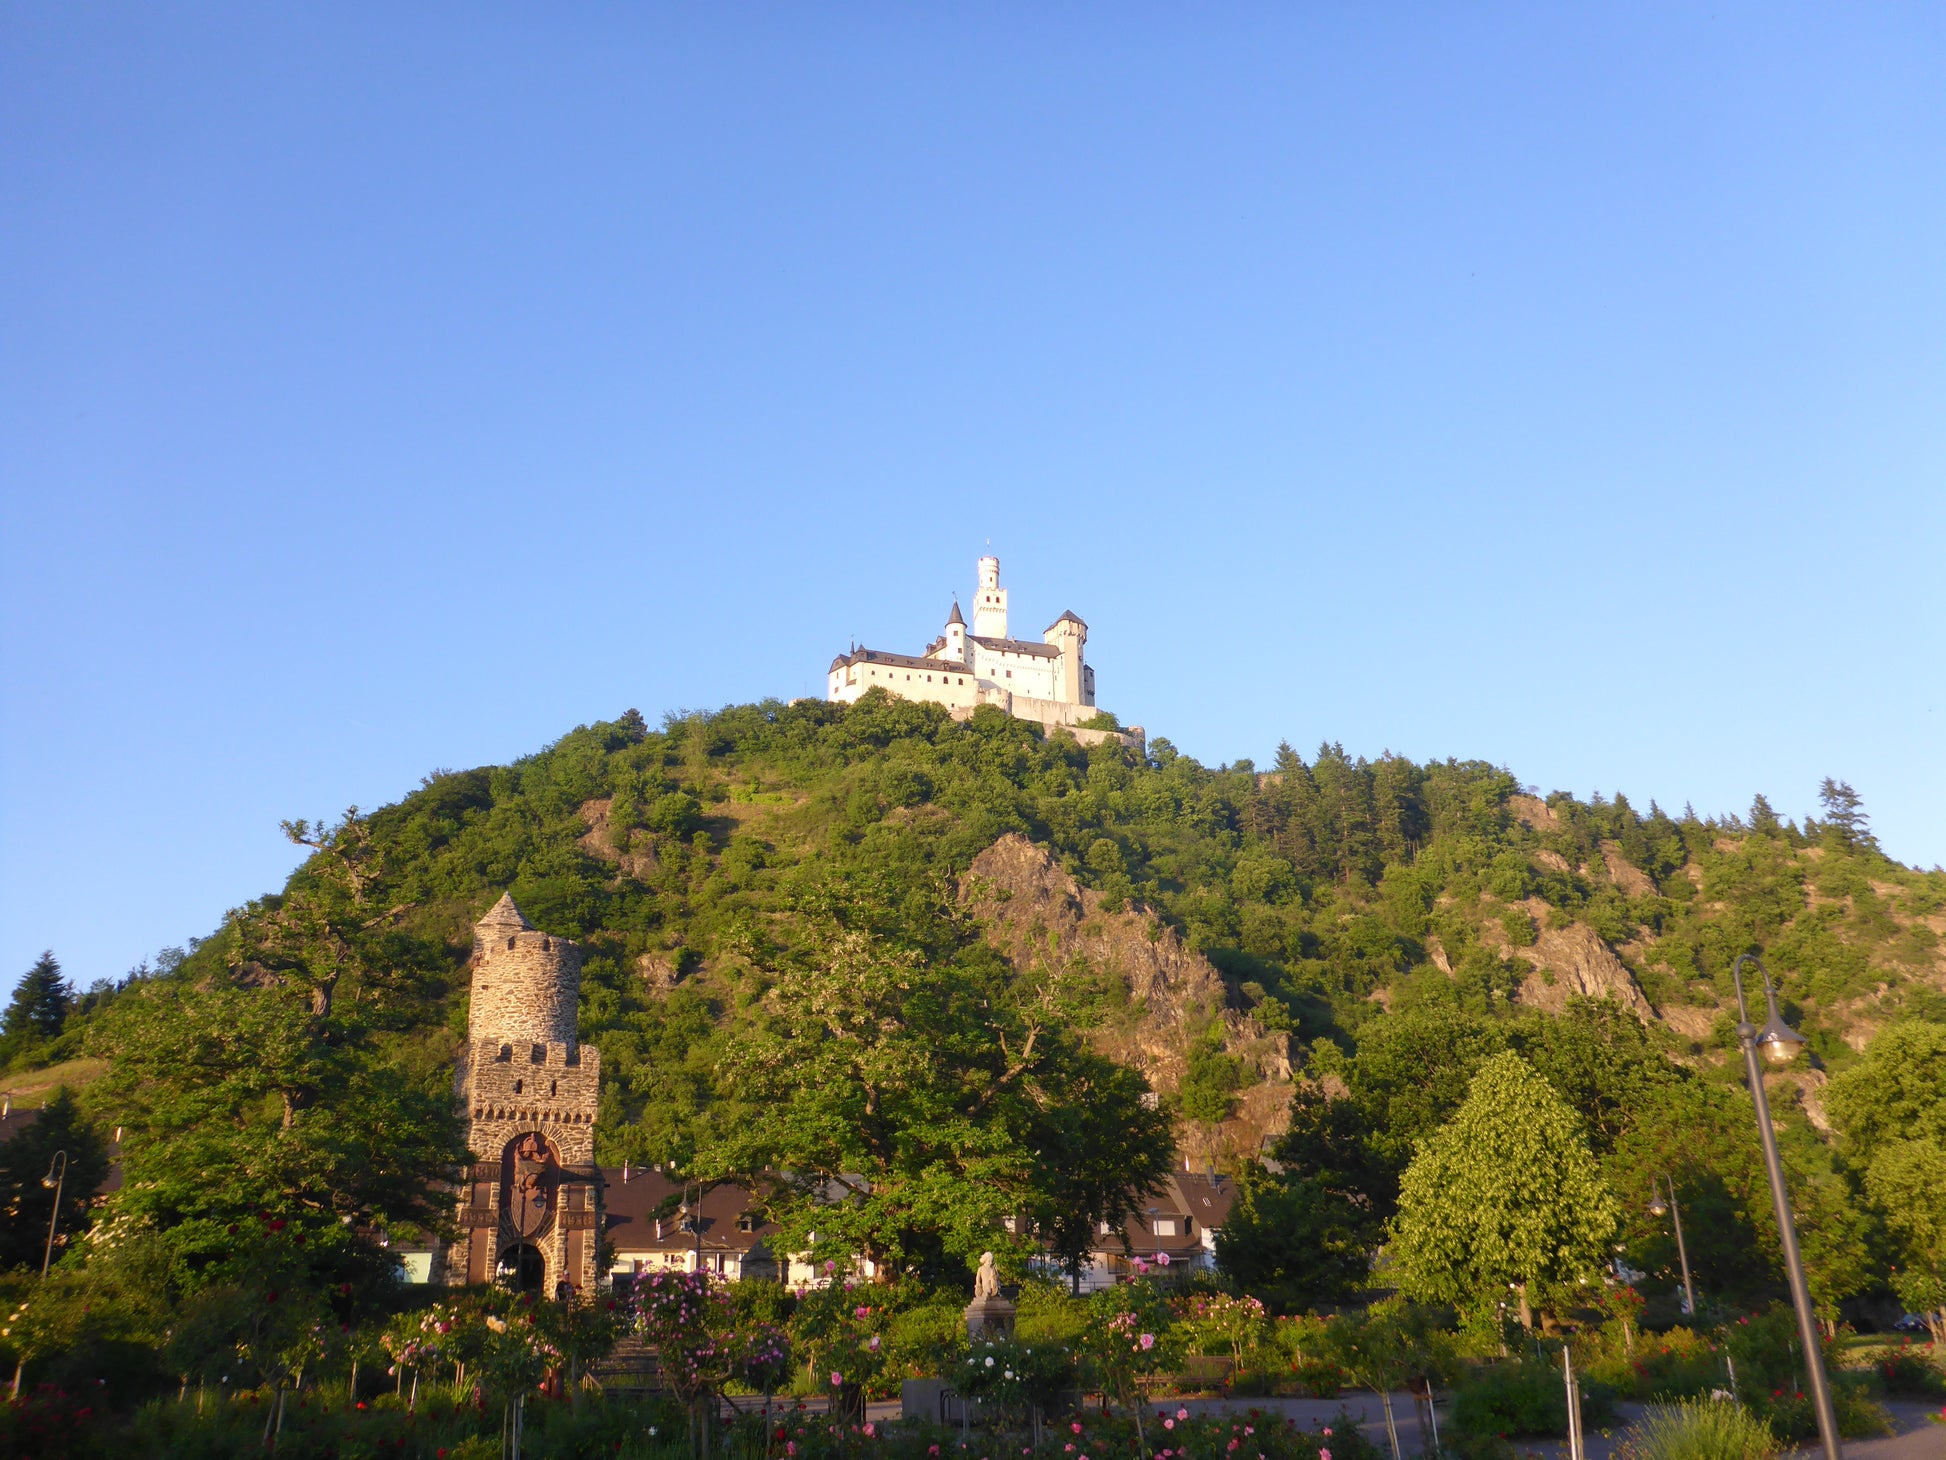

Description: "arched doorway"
497 1243 546 1293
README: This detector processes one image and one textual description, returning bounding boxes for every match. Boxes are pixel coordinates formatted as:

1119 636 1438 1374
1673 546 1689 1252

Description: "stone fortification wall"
469 930 582 1049
466 1039 601 1167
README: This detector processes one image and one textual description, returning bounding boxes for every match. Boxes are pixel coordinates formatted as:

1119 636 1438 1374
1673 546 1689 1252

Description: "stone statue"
973 1251 1001 1301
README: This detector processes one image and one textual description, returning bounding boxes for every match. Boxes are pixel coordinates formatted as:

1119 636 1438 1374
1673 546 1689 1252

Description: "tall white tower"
972 555 1008 640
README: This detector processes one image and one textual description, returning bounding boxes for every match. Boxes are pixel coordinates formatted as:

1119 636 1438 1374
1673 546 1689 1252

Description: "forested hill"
60 689 1938 1174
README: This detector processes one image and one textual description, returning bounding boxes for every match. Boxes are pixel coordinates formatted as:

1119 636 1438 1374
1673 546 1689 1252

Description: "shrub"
1451 1357 1616 1439
1616 1400 1779 1460
1876 1340 1946 1399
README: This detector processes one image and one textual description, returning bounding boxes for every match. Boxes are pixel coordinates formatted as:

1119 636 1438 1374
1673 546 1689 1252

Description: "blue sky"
4 4 1943 995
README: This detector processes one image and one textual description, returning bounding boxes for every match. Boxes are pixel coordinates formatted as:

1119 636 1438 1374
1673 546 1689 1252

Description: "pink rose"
1140 1333 1156 1350
1321 1450 1332 1460
831 1372 844 1387
1164 1420 1175 1431
1178 1409 1190 1421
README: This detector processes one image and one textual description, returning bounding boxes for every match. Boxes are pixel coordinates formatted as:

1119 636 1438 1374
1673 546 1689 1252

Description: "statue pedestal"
964 1294 1017 1341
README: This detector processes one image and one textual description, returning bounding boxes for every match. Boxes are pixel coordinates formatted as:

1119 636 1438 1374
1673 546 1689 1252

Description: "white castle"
827 556 1140 746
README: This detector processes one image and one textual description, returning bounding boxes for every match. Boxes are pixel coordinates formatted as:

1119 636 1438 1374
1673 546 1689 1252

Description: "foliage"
632 1268 729 1402
1215 1164 1372 1313
1872 1339 1946 1398
1450 1355 1616 1439
1389 1054 1618 1324
82 981 466 1292
701 926 1172 1281
953 1331 1077 1419
1615 1399 1781 1460
2 952 71 1062
0 1088 111 1272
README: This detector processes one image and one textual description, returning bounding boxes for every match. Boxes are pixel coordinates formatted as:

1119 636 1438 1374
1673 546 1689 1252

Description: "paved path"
1159 1393 1946 1460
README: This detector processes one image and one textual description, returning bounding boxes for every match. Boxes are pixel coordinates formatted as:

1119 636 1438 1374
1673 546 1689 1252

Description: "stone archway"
497 1242 547 1293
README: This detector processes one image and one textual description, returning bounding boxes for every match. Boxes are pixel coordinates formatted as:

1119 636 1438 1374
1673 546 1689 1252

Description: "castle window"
507 936 517 950
498 1044 513 1061
531 1044 546 1063
514 1079 523 1094
550 1080 558 1096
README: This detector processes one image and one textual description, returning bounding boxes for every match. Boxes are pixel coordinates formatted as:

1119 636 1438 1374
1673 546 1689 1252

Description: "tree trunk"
1515 1285 1534 1332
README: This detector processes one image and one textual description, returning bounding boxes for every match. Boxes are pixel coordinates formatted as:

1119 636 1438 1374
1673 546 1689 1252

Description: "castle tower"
972 555 1008 639
1043 610 1090 706
447 893 602 1294
941 601 968 664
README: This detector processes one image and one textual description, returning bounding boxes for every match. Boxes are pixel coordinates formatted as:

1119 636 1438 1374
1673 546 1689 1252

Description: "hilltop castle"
827 556 1139 745
444 894 603 1295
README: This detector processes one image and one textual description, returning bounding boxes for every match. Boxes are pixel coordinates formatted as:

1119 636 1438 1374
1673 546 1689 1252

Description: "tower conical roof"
476 892 534 933
946 601 965 626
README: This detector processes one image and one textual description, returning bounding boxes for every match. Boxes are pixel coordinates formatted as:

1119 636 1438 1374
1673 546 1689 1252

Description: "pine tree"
3 951 72 1045
1818 778 1875 850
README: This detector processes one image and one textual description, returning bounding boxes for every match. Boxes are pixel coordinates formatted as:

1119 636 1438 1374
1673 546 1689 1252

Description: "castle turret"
1044 610 1090 706
468 892 581 1052
972 555 1008 639
940 601 969 664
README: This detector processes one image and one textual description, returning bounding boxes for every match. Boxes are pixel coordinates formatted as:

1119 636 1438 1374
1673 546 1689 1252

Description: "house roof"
601 1169 780 1255
1091 1171 1238 1259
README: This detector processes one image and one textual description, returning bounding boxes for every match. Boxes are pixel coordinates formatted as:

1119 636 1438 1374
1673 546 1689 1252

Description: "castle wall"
968 642 1061 701
829 660 983 712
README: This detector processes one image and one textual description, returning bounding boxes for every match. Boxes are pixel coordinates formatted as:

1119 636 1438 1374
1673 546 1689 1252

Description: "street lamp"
1732 954 1840 1460
9 1150 67 1400
1647 1175 1697 1317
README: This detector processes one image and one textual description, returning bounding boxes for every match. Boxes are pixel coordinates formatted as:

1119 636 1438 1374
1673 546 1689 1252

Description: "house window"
1099 1221 1115 1235
738 1214 755 1232
1153 1219 1179 1237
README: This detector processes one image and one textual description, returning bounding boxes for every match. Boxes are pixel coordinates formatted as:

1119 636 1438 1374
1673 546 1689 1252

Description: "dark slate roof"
946 601 965 626
970 636 1060 659
832 648 978 675
1092 1171 1237 1259
1045 610 1088 632
602 1169 780 1255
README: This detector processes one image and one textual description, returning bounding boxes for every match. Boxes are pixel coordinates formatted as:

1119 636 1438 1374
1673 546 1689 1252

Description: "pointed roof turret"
946 600 965 627
476 892 533 934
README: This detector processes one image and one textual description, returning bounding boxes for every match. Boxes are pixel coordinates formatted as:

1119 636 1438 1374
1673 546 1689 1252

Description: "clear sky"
4 5 1943 997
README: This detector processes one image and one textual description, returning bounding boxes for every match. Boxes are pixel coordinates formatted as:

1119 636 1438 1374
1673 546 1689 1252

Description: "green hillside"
9 690 1946 1315
147 693 1944 1106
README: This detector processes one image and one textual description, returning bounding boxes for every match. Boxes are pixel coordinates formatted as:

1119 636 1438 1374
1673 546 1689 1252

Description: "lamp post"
9 1150 67 1399
1732 954 1840 1460
1648 1175 1697 1317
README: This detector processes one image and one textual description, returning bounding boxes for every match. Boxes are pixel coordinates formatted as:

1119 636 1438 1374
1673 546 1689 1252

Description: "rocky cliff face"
960 833 1293 1168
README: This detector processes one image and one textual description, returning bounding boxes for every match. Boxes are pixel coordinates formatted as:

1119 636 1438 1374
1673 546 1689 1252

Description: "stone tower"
446 894 602 1294
971 554 1008 639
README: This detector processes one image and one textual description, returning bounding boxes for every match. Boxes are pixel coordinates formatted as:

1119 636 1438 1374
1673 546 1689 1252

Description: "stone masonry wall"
468 930 582 1049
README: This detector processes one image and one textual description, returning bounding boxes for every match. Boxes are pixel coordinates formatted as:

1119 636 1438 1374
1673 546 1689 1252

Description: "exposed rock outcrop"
960 834 1292 1167
1486 898 1657 1020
